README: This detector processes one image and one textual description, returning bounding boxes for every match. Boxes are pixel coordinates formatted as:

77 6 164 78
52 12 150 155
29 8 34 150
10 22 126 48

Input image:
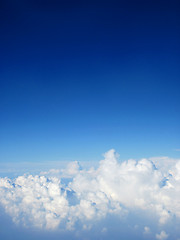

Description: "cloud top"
0 149 180 238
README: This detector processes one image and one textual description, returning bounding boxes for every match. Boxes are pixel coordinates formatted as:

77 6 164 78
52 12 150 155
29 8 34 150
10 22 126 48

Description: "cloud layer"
0 149 180 239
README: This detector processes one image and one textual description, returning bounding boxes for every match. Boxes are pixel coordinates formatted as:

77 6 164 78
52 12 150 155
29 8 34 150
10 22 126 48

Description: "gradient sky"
0 0 180 164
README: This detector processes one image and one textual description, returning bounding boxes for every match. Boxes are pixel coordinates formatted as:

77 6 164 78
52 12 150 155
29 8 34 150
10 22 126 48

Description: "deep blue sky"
0 0 180 163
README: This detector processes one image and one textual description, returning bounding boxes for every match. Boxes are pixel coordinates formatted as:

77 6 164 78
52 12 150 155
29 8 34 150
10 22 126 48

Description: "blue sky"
0 2 180 239
0 0 179 163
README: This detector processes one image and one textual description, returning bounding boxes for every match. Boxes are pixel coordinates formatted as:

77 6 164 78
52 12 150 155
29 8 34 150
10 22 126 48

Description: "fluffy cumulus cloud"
0 149 180 239
156 231 169 240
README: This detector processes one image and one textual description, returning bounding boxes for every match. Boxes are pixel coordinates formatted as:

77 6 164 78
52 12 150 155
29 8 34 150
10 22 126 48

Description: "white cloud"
0 149 180 238
156 230 168 240
144 226 151 234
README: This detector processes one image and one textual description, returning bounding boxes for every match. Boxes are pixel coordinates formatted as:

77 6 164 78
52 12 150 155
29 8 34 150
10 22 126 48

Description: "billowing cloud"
156 231 168 240
0 149 180 239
